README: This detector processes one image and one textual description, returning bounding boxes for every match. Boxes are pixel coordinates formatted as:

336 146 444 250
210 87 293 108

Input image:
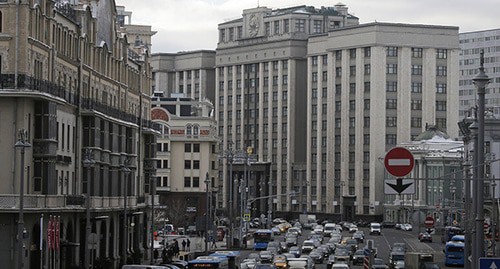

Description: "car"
241 258 258 269
255 264 277 269
259 251 274 263
272 226 281 235
309 249 324 263
370 223 382 235
419 232 432 242
394 260 405 269
392 242 407 252
267 246 279 255
333 248 351 263
388 251 405 269
352 249 365 265
331 263 350 269
353 232 364 243
285 235 298 247
381 222 396 228
288 227 302 236
349 224 359 233
421 262 440 269
289 246 302 258
279 242 288 253
395 223 402 230
372 258 389 269
401 223 413 231
301 240 316 253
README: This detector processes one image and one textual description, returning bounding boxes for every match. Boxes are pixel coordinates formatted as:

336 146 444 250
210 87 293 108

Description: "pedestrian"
153 248 159 262
186 238 191 251
182 239 186 251
173 239 180 257
161 248 167 263
211 236 217 249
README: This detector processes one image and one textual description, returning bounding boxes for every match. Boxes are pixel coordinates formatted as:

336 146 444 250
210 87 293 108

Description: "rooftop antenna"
257 0 259 7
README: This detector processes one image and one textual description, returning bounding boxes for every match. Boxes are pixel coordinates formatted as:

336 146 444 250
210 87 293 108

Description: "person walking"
182 239 187 251
211 237 217 249
186 238 191 251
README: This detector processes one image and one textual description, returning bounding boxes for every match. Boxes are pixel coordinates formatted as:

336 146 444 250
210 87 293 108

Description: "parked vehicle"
370 223 381 235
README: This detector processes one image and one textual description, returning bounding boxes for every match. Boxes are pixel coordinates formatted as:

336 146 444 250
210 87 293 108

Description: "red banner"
55 217 60 250
47 216 53 250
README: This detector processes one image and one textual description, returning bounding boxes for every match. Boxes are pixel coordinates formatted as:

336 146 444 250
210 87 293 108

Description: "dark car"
259 251 274 263
353 232 364 243
255 264 277 269
352 249 365 265
309 249 324 264
373 258 389 269
285 235 298 247
289 246 301 258
334 248 351 263
419 232 432 242
421 262 441 269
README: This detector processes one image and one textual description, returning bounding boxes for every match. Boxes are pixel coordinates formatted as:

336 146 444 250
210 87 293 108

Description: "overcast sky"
114 0 499 53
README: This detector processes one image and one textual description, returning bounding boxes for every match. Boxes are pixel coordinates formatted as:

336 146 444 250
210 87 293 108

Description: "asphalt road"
238 225 453 269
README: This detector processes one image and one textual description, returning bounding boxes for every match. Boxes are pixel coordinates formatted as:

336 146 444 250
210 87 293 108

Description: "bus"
444 240 465 266
440 226 463 243
209 251 241 268
188 256 229 269
254 229 273 250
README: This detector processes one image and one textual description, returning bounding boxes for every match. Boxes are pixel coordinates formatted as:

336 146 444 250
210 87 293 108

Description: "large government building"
0 0 158 268
214 4 460 220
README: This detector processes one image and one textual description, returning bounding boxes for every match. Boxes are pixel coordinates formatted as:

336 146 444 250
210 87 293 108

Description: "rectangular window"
335 67 342 77
436 66 447 76
349 100 356 111
184 160 191 169
436 101 447 111
386 134 397 145
193 160 200 169
411 99 422 110
386 81 397 92
386 99 397 109
364 99 370 110
312 72 318 82
387 46 398 57
335 118 341 128
184 177 191 188
349 135 355 145
185 143 191 152
364 82 370 92
335 50 342 60
436 83 447 94
350 48 356 59
364 47 371 57
364 134 370 145
296 19 305 32
284 19 289 33
412 48 423 58
386 116 397 127
364 117 370 127
335 101 341 112
349 117 355 128
364 64 371 75
350 66 356 76
193 177 200 188
274 20 280 34
437 49 448 59
313 20 322 33
411 117 422 128
387 64 398 74
436 118 447 129
265 22 270 35
335 84 341 95
411 82 422 93
411 65 423 75
349 83 356 94
322 71 328 82
193 143 200 152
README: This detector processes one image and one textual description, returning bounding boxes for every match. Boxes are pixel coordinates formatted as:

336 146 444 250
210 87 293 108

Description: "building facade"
215 4 359 215
151 51 216 103
307 23 460 218
384 126 464 229
459 28 500 118
151 95 219 232
0 0 157 268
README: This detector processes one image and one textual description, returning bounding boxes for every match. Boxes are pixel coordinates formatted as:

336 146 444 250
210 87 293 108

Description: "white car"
401 223 413 231
349 224 358 233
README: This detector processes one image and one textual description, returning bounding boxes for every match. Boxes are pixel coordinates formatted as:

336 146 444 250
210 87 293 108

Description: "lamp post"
204 172 210 255
15 129 31 269
121 159 131 266
472 50 490 267
83 149 95 269
150 175 156 265
340 181 345 222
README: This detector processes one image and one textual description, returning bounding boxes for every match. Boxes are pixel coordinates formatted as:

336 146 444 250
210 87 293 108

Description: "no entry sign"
384 147 415 177
424 216 435 228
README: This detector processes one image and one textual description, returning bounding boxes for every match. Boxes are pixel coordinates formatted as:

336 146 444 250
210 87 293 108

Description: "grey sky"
115 0 499 53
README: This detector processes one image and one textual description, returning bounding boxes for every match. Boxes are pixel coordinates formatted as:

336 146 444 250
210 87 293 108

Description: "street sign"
384 179 415 195
479 257 500 269
244 213 251 221
424 216 435 228
384 147 415 177
484 223 490 229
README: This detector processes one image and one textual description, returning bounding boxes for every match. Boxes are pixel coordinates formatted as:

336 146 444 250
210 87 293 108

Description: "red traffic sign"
384 147 415 177
484 223 489 229
424 216 435 228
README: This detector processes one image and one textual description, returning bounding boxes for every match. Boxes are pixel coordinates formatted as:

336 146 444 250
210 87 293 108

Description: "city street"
235 225 451 269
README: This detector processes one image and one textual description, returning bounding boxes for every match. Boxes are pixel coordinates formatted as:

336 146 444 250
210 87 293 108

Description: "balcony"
0 194 147 211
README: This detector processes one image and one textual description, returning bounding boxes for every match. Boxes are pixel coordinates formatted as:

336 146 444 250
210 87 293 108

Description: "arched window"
186 124 192 135
193 125 199 135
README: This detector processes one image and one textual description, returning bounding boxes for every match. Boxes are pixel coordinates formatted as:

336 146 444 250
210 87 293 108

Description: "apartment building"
459 28 500 118
215 4 359 213
0 0 157 267
151 51 216 102
307 23 460 218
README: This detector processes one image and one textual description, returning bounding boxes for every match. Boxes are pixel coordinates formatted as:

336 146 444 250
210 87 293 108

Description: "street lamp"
340 180 345 222
83 149 95 269
472 50 490 266
15 129 31 269
204 172 210 255
121 158 131 266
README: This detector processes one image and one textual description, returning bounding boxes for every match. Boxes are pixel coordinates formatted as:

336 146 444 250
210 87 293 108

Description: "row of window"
219 91 288 105
331 99 446 111
218 61 288 76
223 122 288 135
332 82 447 94
218 75 289 91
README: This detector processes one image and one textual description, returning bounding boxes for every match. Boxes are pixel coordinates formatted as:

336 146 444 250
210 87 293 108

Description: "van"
370 222 381 235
